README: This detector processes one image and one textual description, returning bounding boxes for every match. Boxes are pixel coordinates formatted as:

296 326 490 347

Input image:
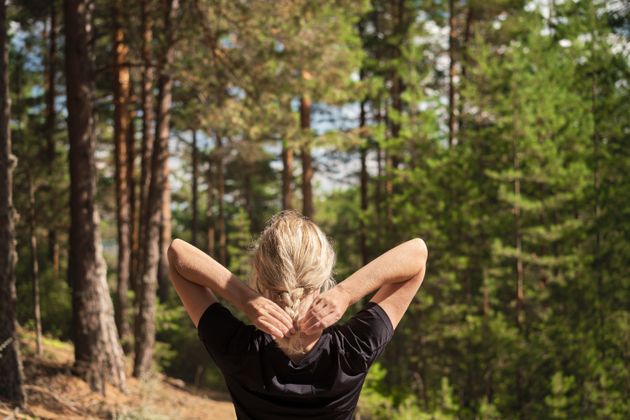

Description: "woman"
167 210 428 419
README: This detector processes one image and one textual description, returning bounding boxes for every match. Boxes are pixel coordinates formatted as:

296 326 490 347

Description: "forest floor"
0 329 236 419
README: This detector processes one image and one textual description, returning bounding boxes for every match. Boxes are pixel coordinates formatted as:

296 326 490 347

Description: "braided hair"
249 210 336 357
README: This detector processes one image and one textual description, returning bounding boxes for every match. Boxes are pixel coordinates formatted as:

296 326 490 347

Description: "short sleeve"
336 301 394 373
197 302 258 373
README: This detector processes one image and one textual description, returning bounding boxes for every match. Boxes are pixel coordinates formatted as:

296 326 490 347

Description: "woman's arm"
299 238 428 333
167 238 294 338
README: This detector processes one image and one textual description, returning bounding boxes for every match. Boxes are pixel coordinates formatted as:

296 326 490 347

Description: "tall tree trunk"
244 168 255 233
206 152 215 256
127 84 138 301
46 0 59 275
216 134 226 265
135 0 155 295
359 69 369 267
513 131 524 331
191 129 198 245
157 171 171 302
375 101 383 246
457 5 473 136
282 138 293 210
28 173 43 356
448 0 457 147
300 95 314 219
113 0 132 351
512 104 525 411
0 0 26 403
134 0 179 378
64 0 126 393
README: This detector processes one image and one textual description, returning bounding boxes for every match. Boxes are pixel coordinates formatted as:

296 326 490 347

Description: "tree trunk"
514 141 524 332
206 152 215 256
191 129 198 245
157 171 171 302
359 69 369 267
448 0 457 148
113 0 132 351
135 0 155 295
127 82 138 302
0 0 26 403
28 173 43 356
300 95 314 219
216 134 226 265
457 5 473 136
375 101 383 244
282 138 293 210
134 0 179 378
64 0 126 393
244 168 255 233
46 0 59 275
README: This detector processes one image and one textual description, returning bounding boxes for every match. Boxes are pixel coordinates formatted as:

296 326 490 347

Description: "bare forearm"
337 238 428 306
167 238 257 313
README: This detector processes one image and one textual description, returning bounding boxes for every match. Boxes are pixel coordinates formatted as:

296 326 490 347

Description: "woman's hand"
244 295 295 340
298 285 352 334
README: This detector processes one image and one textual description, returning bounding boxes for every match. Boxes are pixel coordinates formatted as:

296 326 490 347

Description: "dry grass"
0 330 236 420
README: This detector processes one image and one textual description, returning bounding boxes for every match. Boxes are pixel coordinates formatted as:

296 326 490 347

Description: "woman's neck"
284 329 323 363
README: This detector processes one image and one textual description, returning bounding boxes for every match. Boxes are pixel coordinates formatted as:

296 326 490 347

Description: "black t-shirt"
197 300 394 420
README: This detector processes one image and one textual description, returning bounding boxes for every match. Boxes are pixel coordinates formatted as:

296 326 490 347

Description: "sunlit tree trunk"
113 0 132 350
134 0 179 378
158 169 172 302
28 173 42 356
135 0 155 295
282 138 293 210
206 151 215 256
64 0 126 393
216 134 226 265
359 69 369 266
448 0 457 147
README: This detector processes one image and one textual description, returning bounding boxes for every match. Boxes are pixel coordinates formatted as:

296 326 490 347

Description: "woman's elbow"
167 238 185 269
412 237 428 263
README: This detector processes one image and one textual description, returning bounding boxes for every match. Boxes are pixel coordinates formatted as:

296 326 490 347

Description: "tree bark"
28 173 43 356
157 169 172 302
46 0 59 275
300 95 314 219
191 129 198 245
135 0 155 295
513 106 524 332
359 69 369 267
134 0 179 378
0 0 26 404
457 5 473 136
448 0 457 148
282 138 293 210
216 134 226 265
206 152 215 256
64 0 126 393
113 0 132 351
127 82 137 302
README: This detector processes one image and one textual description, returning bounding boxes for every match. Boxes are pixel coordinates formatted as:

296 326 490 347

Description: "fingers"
300 305 335 333
302 311 338 335
298 297 330 329
267 303 294 333
258 318 286 339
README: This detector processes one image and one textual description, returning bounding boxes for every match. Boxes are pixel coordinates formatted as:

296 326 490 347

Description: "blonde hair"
249 209 336 357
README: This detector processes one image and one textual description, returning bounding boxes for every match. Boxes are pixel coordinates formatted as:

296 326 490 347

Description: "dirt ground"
0 331 236 420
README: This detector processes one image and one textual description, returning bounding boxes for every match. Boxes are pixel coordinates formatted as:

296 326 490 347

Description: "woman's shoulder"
328 301 394 372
